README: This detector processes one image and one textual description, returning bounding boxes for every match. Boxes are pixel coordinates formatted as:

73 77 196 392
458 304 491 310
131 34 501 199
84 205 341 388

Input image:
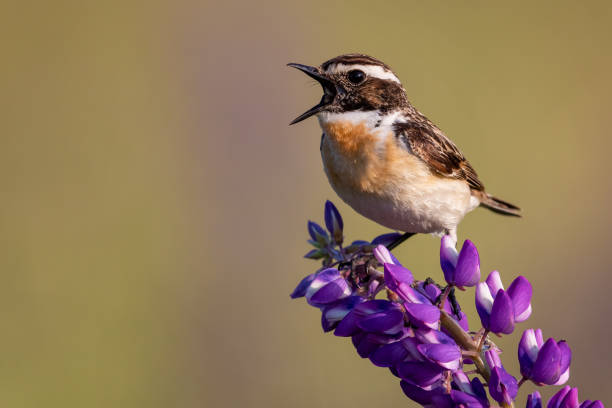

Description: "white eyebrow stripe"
326 63 401 84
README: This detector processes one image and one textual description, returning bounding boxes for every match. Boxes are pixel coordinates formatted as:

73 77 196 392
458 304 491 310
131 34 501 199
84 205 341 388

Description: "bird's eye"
347 69 365 84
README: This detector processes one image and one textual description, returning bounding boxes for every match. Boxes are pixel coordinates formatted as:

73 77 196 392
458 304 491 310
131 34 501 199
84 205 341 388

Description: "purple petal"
470 377 489 405
384 263 414 291
306 273 351 307
307 220 329 245
404 302 440 329
450 390 487 408
440 235 458 284
475 282 493 328
535 328 544 348
369 341 408 367
554 340 571 385
581 402 605 408
518 329 540 377
489 289 515 334
418 343 461 370
400 337 424 361
290 273 315 298
507 276 533 322
485 349 503 369
352 333 392 358
548 386 571 408
416 329 456 345
527 392 543 408
373 244 399 265
558 341 572 378
452 370 472 393
486 270 504 295
354 300 405 334
450 373 490 407
532 338 562 384
324 200 343 243
357 310 405 334
353 299 395 315
321 296 364 332
402 285 434 305
489 366 518 405
397 360 444 387
559 388 580 408
334 310 360 337
453 239 480 288
400 380 450 406
416 281 442 303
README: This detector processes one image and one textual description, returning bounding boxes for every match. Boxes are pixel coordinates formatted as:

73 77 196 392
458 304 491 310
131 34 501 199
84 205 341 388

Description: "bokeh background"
2 1 611 407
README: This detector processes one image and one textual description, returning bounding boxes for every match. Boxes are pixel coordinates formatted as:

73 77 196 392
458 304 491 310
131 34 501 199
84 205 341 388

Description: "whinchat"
288 54 520 246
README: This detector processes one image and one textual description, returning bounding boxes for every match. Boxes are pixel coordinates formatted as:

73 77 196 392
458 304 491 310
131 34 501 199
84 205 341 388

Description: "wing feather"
394 121 485 191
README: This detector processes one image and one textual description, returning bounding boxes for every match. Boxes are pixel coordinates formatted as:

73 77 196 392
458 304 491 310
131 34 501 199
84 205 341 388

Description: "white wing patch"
325 63 401 84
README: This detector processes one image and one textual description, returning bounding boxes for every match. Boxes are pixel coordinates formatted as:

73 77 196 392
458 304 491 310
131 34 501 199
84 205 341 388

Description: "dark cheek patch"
340 78 407 112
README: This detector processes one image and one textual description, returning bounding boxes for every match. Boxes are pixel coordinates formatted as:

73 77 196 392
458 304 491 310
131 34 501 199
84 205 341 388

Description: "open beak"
287 63 336 125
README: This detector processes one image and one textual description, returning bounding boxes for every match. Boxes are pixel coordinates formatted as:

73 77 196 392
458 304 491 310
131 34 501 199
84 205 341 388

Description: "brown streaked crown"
321 53 393 72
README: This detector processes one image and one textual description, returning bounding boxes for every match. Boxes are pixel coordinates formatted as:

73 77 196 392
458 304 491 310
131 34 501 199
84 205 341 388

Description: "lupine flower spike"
291 201 605 407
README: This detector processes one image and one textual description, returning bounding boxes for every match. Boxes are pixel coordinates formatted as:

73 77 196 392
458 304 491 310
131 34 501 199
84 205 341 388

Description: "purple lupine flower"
518 328 571 385
324 200 343 244
304 268 351 307
451 370 489 408
370 336 412 367
539 387 605 408
392 335 447 387
351 332 390 358
373 244 400 265
290 272 316 298
377 245 443 332
413 280 470 331
476 270 532 334
486 349 518 405
353 299 405 335
383 261 414 293
527 391 543 408
400 380 451 407
383 262 416 306
383 263 466 333
440 236 481 288
548 387 579 408
581 401 605 408
321 296 364 332
294 203 606 407
307 220 329 246
416 329 462 371
404 302 440 329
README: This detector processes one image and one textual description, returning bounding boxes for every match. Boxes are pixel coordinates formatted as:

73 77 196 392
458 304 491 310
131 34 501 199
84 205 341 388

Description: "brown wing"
394 121 485 191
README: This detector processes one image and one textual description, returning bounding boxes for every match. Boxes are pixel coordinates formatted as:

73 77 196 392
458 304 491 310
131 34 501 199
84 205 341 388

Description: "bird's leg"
386 232 416 251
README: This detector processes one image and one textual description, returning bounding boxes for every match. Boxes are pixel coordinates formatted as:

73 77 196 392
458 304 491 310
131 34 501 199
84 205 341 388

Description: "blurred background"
1 1 611 407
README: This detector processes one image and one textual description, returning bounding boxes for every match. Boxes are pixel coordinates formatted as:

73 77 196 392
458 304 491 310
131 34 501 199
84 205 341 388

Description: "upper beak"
287 63 336 125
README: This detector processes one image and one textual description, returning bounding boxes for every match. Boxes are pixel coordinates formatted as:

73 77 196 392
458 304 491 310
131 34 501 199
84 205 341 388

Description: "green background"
1 1 611 406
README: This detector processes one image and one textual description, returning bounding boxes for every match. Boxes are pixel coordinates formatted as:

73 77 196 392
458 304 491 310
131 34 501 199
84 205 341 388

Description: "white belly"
319 122 477 235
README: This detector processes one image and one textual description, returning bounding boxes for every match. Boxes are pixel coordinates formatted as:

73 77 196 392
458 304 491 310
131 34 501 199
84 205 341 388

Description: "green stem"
439 311 491 383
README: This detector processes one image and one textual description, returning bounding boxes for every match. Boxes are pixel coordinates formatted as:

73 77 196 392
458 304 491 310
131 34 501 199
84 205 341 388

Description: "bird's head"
288 54 409 125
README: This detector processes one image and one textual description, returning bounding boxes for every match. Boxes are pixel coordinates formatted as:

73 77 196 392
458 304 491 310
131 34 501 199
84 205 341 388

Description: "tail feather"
478 193 521 217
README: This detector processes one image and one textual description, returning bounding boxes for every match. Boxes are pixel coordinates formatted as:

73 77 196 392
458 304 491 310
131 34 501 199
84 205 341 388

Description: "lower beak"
287 63 336 125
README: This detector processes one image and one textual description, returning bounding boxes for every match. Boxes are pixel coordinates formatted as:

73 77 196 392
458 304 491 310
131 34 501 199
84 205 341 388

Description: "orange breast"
321 120 429 194
321 121 377 160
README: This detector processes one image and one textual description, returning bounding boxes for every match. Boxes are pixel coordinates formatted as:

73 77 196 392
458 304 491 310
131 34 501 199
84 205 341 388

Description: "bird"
288 54 520 248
